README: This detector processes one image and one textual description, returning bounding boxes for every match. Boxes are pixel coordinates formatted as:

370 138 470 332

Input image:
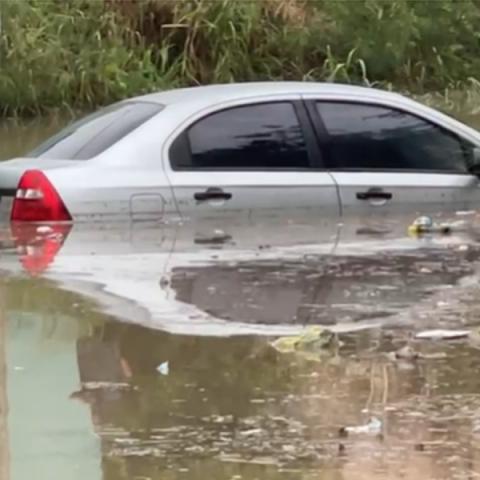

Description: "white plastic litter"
157 361 169 376
344 417 382 434
81 381 130 390
456 210 476 216
415 329 470 340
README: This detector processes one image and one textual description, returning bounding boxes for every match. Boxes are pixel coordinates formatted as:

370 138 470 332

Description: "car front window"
316 102 472 173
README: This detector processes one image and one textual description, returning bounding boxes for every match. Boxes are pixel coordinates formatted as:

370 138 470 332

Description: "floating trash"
391 345 419 360
270 326 335 354
415 329 470 340
157 361 170 376
339 417 382 436
407 216 465 236
81 381 131 390
386 344 447 361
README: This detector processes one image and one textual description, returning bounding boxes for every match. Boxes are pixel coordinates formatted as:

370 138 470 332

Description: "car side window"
316 102 471 173
172 102 310 170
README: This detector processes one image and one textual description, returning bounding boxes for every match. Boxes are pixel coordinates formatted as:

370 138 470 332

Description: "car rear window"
27 102 163 160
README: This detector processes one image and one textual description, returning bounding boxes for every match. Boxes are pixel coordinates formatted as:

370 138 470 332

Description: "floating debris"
239 428 263 437
386 344 448 362
157 361 170 376
407 216 465 236
392 345 419 360
270 326 335 354
415 329 470 340
81 381 131 390
339 417 382 436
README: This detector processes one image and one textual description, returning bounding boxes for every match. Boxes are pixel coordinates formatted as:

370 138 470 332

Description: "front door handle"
194 187 232 203
356 189 392 201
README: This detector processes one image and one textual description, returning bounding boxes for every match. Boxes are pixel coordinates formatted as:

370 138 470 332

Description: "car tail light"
11 170 72 222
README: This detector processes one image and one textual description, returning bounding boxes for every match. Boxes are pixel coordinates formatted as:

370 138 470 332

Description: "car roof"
136 81 405 107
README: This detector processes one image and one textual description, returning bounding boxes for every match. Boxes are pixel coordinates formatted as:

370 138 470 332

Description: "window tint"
317 102 470 172
176 102 309 170
28 102 163 160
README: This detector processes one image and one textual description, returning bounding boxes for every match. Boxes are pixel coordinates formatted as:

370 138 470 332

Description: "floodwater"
3 113 480 479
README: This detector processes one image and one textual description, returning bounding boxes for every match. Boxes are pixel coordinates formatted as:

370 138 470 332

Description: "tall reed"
1 0 480 116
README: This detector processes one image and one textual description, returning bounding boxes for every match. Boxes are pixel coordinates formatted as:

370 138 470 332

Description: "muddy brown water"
3 113 480 479
4 271 480 480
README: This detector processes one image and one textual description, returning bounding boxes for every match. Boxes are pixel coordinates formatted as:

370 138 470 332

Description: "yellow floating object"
408 219 455 237
407 224 421 237
270 326 334 354
270 335 298 353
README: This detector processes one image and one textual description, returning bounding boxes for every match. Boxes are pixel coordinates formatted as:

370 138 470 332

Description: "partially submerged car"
2 82 480 223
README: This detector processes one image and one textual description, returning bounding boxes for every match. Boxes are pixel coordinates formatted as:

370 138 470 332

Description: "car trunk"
0 158 77 222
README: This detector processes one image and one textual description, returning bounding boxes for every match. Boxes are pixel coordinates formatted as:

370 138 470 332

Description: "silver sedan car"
1 81 480 223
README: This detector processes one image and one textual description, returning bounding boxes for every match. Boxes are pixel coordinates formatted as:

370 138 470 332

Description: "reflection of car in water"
2 82 480 222
170 252 474 326
3 214 480 334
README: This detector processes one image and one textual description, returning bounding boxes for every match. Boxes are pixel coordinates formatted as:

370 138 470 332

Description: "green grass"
2 0 480 116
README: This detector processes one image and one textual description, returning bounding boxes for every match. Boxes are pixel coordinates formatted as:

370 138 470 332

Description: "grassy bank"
2 0 480 116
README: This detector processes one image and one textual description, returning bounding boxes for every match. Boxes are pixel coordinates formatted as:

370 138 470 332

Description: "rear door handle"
356 190 392 201
194 187 232 203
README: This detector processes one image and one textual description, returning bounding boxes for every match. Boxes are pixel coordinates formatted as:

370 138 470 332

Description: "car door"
306 100 480 215
164 99 340 220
